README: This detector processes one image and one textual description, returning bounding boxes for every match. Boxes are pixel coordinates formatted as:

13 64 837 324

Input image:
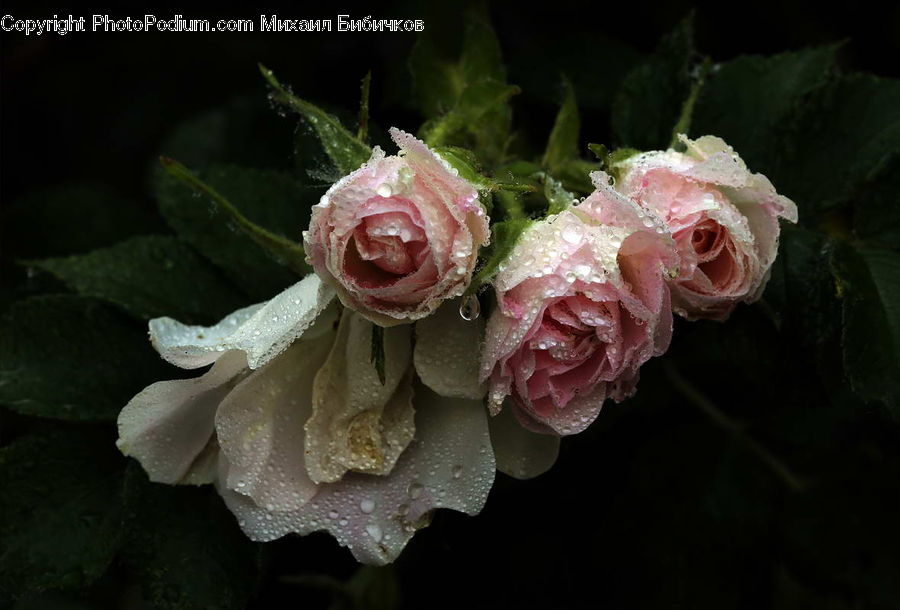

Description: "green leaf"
409 6 505 119
543 77 580 174
432 146 492 190
156 162 315 300
0 427 128 599
29 236 247 324
0 296 170 421
1 183 163 260
466 218 533 295
459 9 505 84
763 227 843 382
410 9 516 166
831 241 900 416
611 15 695 150
543 175 576 216
773 73 900 220
693 45 838 169
370 325 386 385
157 94 298 171
419 81 520 160
853 156 900 248
121 470 261 610
259 64 371 176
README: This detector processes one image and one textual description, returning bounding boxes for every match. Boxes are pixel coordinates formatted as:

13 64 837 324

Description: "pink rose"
304 128 489 325
615 135 798 320
480 173 678 436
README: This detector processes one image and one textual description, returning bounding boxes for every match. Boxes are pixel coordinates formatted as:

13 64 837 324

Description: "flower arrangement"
2 7 899 609
118 29 800 564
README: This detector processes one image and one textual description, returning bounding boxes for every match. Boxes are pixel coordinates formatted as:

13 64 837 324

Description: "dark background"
3 1 900 609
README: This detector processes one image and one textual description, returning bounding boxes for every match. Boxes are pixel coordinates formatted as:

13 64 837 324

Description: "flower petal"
414 299 486 399
116 349 248 485
305 309 415 483
488 405 560 479
217 386 495 565
214 305 339 512
149 274 335 369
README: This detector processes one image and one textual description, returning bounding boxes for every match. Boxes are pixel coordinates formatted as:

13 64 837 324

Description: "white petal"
489 405 560 480
116 349 247 485
215 305 339 512
414 299 486 399
150 274 335 369
305 309 414 483
217 386 495 565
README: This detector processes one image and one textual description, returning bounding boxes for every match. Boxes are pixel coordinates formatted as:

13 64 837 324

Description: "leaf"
120 469 261 610
543 77 579 174
773 73 900 220
543 175 576 216
29 236 247 324
0 296 170 421
410 9 516 166
466 218 533 295
1 183 163 259
157 93 298 171
611 15 695 150
831 241 900 416
156 162 315 300
693 45 838 169
419 81 520 157
259 64 371 176
0 427 128 599
763 226 844 386
409 6 505 119
853 156 900 248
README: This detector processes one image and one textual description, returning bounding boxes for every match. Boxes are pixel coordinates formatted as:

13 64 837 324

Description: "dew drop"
360 499 376 514
376 183 393 198
365 523 383 542
459 295 481 321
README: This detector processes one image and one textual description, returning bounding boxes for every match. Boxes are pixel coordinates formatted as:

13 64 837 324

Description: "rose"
480 173 678 436
614 135 798 320
117 274 496 565
304 128 489 326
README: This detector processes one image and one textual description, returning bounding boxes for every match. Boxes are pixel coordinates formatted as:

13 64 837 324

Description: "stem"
357 71 371 143
664 361 806 492
669 57 712 149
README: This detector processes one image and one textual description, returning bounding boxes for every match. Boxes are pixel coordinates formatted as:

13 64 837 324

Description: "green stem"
664 361 807 492
669 57 712 149
357 71 371 143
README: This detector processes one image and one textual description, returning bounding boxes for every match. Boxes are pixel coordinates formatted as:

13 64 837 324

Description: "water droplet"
365 523 383 542
360 499 375 514
376 183 393 197
561 226 582 244
407 481 423 499
459 295 481 321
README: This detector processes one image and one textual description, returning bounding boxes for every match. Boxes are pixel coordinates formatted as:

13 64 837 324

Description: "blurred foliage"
1 4 899 610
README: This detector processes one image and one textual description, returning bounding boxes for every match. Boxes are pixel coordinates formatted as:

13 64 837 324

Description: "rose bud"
615 135 798 320
304 128 489 326
480 173 678 436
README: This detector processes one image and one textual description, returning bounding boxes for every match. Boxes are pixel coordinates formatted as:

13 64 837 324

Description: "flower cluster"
119 128 795 564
